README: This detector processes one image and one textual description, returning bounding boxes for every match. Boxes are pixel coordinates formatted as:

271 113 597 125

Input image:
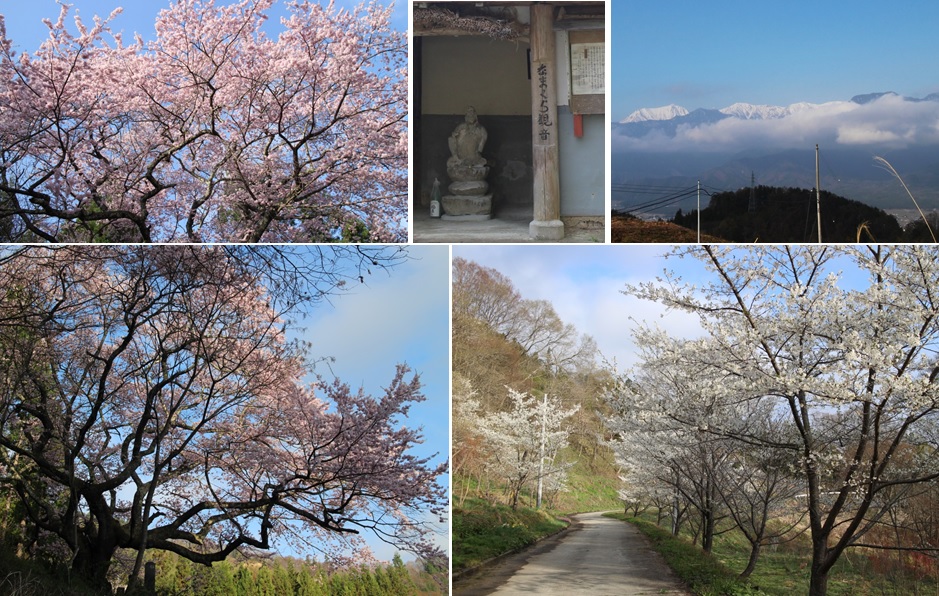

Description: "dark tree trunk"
71 511 121 591
740 541 760 578
73 538 118 591
701 506 714 553
809 537 831 596
808 565 829 596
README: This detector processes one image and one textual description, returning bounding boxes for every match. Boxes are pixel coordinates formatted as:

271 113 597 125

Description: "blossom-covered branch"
0 0 406 242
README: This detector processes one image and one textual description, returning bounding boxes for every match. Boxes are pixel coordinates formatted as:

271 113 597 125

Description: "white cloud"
451 246 706 374
301 247 446 384
836 126 904 145
614 95 939 153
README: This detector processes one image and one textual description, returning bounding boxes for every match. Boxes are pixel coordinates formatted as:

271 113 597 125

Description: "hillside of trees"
452 258 619 514
671 186 938 242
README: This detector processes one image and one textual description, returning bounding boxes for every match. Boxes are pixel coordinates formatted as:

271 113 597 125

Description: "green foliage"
142 555 427 596
902 210 939 242
336 219 371 243
606 513 760 596
0 542 438 596
453 498 568 572
609 512 939 596
0 547 100 595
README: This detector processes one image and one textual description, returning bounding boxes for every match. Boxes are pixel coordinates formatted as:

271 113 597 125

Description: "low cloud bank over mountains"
614 92 939 152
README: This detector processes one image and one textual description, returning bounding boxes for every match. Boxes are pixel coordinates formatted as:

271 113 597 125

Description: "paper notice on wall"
570 42 604 95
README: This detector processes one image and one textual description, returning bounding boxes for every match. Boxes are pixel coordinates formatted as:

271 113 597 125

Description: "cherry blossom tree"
607 368 806 575
451 373 482 507
0 246 445 590
0 0 406 242
476 387 579 510
711 412 806 578
611 245 939 596
605 391 733 552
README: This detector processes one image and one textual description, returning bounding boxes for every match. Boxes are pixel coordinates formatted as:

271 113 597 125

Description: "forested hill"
452 258 620 514
672 186 910 242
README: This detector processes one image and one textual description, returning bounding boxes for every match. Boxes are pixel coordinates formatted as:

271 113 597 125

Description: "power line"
612 185 699 216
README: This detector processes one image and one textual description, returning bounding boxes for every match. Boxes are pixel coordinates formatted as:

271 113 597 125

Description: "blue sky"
295 244 449 562
612 1 939 122
298 244 449 469
451 245 875 373
1 0 406 50
452 245 699 371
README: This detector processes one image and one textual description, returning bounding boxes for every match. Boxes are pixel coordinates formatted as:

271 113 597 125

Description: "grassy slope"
549 454 622 514
607 513 939 596
452 499 568 573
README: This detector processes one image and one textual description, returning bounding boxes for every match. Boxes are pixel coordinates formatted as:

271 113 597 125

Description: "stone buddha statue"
447 106 489 181
441 107 493 219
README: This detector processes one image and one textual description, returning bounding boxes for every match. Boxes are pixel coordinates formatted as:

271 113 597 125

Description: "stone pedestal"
529 218 565 240
442 165 492 219
441 194 493 220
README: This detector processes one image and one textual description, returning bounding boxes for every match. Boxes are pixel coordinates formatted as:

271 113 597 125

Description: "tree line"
672 186 939 242
605 246 939 596
141 550 435 596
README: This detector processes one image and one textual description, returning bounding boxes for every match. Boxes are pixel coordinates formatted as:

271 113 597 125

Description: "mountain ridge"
619 91 939 125
612 90 939 215
621 104 689 123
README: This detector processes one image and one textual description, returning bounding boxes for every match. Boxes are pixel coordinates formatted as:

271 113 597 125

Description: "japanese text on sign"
570 42 604 95
537 63 552 141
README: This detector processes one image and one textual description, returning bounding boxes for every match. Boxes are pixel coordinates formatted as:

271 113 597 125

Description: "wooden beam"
529 3 564 240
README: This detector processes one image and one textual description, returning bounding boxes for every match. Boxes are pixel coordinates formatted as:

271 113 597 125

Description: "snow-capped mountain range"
611 91 939 214
622 101 827 123
621 104 689 123
620 91 939 124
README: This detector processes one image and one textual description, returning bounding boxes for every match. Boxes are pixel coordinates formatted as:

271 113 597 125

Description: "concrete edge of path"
452 514 577 583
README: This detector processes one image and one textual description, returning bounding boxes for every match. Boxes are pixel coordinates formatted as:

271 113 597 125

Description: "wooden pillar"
529 3 565 241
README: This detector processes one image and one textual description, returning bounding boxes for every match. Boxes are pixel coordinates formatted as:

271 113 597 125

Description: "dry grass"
611 215 726 243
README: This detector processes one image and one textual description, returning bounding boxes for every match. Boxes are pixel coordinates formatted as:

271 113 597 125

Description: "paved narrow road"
454 511 689 595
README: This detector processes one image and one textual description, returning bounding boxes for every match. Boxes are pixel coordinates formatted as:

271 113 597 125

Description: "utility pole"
696 180 701 243
816 144 822 243
536 392 547 509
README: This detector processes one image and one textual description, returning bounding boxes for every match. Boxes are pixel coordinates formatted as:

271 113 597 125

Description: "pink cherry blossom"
0 246 444 589
0 1 406 242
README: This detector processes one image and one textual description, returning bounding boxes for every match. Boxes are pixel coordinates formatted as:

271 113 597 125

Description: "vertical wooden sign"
529 3 564 240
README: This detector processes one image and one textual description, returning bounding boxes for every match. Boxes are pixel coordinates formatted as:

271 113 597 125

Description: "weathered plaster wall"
554 29 605 216
557 106 605 216
421 37 531 116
